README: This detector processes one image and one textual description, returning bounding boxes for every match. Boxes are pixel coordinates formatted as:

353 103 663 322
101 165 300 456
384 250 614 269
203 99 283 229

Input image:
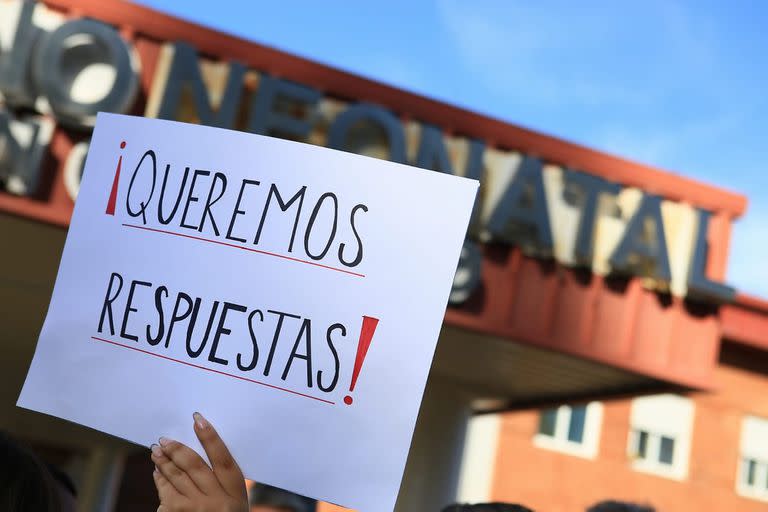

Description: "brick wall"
489 344 768 511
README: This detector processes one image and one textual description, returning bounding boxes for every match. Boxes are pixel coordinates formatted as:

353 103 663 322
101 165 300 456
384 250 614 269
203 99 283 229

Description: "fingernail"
158 437 171 447
151 444 162 457
193 411 210 429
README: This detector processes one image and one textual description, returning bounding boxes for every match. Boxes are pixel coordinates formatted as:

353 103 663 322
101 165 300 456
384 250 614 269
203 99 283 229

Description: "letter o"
63 141 90 201
304 193 339 260
33 19 140 128
328 103 406 164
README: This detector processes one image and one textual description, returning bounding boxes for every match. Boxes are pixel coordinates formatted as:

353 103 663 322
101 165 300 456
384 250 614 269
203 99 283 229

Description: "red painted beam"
446 246 721 391
721 293 768 350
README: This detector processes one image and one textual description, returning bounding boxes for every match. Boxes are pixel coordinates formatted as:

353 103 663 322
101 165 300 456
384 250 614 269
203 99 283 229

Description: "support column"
394 375 473 512
456 413 502 503
76 445 125 512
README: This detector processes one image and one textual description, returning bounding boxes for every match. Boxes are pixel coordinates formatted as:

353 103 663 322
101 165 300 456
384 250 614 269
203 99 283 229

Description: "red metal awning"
446 246 720 391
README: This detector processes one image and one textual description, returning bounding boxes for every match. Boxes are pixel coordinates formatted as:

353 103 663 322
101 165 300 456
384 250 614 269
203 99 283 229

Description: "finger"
157 435 220 495
151 442 201 498
152 465 182 503
193 412 246 498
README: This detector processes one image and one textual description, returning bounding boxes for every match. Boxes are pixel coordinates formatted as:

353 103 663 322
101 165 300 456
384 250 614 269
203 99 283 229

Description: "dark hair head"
248 483 315 512
587 500 655 512
0 430 60 511
442 503 535 512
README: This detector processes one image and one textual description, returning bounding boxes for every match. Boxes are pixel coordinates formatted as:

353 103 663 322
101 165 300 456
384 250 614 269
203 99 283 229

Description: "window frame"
629 429 678 469
736 416 768 502
533 402 603 459
627 394 694 480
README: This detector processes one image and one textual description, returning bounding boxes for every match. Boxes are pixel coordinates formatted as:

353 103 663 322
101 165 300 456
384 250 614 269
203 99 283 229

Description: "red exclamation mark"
344 316 379 405
105 141 126 215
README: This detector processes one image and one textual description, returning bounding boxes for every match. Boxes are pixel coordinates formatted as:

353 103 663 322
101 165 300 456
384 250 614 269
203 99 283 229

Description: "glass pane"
636 430 649 459
751 461 768 489
659 436 675 465
567 405 587 443
763 462 768 489
745 458 756 485
538 408 557 437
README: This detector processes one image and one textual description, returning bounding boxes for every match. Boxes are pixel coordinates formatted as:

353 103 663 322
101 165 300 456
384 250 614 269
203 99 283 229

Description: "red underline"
90 336 335 405
121 223 365 278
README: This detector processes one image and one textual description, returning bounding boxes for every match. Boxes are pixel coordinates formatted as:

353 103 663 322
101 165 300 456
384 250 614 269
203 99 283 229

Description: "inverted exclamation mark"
344 316 379 405
105 141 126 215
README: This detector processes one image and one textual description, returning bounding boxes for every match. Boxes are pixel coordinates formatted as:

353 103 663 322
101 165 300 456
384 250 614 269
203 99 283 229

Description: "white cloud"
435 0 726 110
436 0 651 107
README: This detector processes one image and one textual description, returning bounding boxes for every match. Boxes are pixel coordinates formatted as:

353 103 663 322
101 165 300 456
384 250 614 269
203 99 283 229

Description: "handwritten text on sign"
18 113 478 512
99 138 379 405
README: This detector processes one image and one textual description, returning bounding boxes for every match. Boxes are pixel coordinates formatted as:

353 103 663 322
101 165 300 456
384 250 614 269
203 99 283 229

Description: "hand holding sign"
18 113 478 511
151 412 248 512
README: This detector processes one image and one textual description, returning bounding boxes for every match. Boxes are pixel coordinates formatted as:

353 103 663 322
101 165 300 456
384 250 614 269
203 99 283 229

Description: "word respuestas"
97 271 347 394
123 149 369 268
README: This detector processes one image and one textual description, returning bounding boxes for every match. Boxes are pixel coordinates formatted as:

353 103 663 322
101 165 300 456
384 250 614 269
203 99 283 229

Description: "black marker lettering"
304 192 338 260
120 280 152 342
199 172 227 236
125 150 157 225
165 292 194 348
263 310 301 376
317 323 345 392
254 184 306 252
180 169 210 230
339 204 367 267
146 285 168 346
187 300 219 358
98 272 124 336
208 302 247 365
281 318 313 388
158 165 190 225
226 179 260 243
238 309 263 371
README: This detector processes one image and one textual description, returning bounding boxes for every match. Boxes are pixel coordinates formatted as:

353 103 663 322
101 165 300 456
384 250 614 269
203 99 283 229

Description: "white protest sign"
18 113 477 511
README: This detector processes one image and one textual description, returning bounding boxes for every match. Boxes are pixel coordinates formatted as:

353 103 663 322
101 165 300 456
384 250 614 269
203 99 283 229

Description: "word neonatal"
122 149 368 268
97 272 348 394
0 0 735 303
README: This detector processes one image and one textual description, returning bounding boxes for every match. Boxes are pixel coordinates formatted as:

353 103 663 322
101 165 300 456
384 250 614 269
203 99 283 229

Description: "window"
534 402 603 459
627 394 694 480
736 416 768 501
629 430 676 466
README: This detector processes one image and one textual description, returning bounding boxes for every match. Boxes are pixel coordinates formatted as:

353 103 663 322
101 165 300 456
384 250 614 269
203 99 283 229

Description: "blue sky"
136 0 768 297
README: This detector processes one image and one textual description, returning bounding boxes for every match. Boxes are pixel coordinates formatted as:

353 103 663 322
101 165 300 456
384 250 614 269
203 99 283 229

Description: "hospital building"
1 1 767 511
